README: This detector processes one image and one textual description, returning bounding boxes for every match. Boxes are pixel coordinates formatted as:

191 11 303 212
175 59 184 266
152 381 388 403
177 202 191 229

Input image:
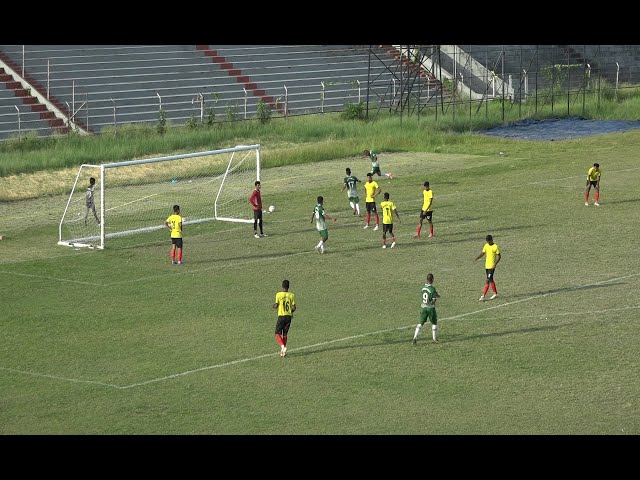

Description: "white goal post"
58 144 261 249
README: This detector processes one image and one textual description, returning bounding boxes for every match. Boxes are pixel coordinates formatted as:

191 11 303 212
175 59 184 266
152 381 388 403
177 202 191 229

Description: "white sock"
432 324 438 341
355 204 360 214
413 324 422 339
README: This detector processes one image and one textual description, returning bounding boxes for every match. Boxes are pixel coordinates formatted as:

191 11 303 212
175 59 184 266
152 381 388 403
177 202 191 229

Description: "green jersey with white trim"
421 283 437 309
313 203 327 231
344 175 360 198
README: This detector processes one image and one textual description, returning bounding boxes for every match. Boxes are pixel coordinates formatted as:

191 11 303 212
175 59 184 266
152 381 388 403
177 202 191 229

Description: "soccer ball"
268 205 275 213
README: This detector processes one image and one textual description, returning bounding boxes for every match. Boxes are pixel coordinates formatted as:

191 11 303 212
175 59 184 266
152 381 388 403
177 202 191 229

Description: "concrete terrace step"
1 45 416 137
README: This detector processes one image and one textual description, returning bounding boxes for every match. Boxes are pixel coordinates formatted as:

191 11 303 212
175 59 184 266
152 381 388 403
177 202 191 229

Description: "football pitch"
1 137 639 435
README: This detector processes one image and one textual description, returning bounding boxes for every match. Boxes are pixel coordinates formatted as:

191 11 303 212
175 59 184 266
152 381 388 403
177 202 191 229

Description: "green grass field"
1 132 639 435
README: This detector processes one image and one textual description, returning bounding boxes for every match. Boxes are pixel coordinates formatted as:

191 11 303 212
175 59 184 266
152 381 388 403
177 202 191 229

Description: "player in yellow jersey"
273 279 297 357
165 204 183 265
363 172 381 230
415 181 434 238
474 234 501 301
585 162 601 206
379 192 401 248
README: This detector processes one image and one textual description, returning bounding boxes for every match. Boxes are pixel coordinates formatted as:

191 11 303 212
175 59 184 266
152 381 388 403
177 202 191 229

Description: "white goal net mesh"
58 144 260 248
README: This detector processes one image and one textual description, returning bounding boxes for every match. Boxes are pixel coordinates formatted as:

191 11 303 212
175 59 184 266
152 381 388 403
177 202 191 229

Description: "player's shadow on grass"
436 215 482 225
596 198 640 205
440 324 567 344
509 281 624 298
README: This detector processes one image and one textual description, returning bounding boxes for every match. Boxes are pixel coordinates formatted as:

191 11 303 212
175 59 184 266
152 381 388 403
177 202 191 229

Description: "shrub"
225 103 240 122
257 99 272 124
341 101 365 120
157 107 167 135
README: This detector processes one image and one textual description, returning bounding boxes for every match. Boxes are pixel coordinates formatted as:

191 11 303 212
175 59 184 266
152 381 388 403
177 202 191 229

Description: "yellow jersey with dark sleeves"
364 180 379 202
380 200 396 224
422 189 433 211
275 291 295 316
166 214 182 238
587 167 601 181
483 243 500 269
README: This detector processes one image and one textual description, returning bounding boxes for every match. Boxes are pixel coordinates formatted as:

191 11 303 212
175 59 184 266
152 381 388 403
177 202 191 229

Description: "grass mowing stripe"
4 272 634 390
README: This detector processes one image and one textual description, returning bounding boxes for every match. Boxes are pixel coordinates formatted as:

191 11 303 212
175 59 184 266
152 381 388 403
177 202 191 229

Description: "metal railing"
2 45 640 141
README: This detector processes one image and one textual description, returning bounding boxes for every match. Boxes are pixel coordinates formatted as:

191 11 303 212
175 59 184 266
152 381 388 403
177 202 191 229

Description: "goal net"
58 144 261 249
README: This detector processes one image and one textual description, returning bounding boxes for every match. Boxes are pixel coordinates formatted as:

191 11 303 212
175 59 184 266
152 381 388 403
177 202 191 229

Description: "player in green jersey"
342 167 362 216
412 273 441 344
361 149 394 179
310 195 337 254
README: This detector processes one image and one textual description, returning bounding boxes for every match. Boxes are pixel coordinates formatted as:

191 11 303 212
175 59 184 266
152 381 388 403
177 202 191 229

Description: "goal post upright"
58 163 103 249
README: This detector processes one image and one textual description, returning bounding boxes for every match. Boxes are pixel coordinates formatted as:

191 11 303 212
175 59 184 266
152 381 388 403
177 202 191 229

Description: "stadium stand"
3 45 635 142
0 45 416 140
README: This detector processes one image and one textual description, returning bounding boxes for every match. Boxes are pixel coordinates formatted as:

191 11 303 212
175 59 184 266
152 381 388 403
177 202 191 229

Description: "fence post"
321 82 325 113
15 106 20 140
392 78 397 109
65 101 71 134
111 98 116 130
243 88 247 119
284 85 288 117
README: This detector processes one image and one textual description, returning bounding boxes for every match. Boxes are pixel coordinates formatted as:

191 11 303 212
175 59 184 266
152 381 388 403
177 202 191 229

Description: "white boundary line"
0 367 120 388
3 272 638 389
0 270 104 286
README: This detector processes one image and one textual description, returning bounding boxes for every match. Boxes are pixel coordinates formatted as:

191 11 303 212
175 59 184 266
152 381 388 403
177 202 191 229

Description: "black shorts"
589 180 598 187
275 315 292 335
420 210 433 221
171 238 183 248
485 268 495 281
366 202 377 213
253 209 263 220
382 223 393 235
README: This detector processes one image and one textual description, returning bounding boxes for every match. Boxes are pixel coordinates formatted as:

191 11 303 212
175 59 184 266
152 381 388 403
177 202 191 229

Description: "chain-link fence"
365 45 640 125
